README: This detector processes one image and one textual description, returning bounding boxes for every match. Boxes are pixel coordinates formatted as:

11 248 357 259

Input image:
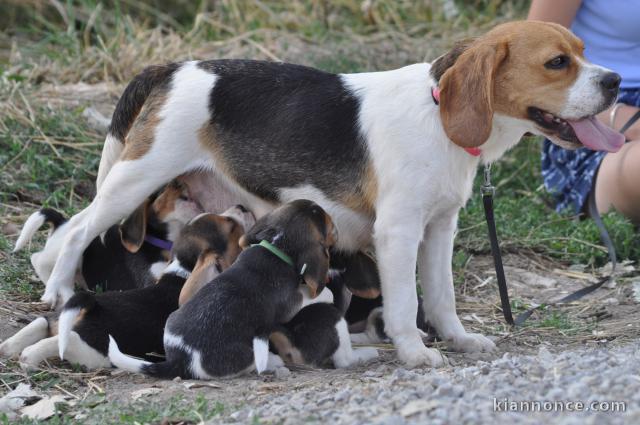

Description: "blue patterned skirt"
541 88 640 214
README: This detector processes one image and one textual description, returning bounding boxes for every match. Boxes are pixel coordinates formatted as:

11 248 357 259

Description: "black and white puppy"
13 179 202 293
0 207 249 370
269 302 377 368
328 251 429 344
109 200 343 379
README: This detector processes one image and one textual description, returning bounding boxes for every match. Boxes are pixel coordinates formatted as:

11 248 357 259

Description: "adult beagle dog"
0 207 249 370
42 21 624 367
108 200 351 378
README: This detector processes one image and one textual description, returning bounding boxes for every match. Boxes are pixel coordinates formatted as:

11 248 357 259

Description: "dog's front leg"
419 213 495 353
374 207 445 368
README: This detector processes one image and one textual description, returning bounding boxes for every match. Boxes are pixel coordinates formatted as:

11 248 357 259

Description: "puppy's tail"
97 63 178 190
253 336 270 374
58 292 96 359
108 335 189 379
13 209 67 252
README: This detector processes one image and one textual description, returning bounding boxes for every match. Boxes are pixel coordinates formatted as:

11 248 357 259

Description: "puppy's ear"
342 251 381 299
238 235 250 250
178 250 221 306
120 200 149 253
296 243 330 299
439 40 508 148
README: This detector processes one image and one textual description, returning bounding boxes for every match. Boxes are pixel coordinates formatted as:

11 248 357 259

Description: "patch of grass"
456 138 640 266
0 234 41 300
0 86 100 215
5 394 224 425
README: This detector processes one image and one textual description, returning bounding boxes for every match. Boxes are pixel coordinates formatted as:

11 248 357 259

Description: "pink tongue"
568 116 625 152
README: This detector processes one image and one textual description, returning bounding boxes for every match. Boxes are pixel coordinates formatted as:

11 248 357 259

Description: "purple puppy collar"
144 235 173 251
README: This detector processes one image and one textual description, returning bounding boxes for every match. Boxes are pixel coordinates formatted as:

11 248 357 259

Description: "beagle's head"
119 178 203 253
176 205 254 306
432 20 624 153
240 199 338 298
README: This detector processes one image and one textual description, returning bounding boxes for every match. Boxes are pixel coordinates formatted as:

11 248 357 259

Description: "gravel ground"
216 342 639 425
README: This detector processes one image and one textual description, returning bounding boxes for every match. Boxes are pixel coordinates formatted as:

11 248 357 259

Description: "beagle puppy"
0 207 249 370
44 21 624 367
109 200 342 379
14 179 202 293
270 302 378 369
327 252 428 344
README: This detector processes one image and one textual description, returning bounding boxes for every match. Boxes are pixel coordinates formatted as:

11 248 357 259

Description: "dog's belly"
179 172 373 251
278 184 373 251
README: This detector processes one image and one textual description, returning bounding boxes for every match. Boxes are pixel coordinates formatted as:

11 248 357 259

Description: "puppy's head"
240 199 337 298
119 178 202 253
175 205 252 305
432 20 624 153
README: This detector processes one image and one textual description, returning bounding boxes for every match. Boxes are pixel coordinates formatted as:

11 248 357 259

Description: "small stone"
434 382 454 397
335 389 351 403
375 414 407 425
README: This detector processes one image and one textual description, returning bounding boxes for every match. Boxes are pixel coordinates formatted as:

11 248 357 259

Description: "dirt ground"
1 248 638 423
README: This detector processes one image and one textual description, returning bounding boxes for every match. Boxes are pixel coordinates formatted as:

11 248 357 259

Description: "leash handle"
481 164 515 326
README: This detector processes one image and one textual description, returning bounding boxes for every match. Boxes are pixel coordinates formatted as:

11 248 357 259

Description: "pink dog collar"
431 86 482 158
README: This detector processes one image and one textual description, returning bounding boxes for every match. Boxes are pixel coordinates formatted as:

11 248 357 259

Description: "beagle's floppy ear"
119 200 149 253
238 235 250 250
296 242 330 299
439 40 508 148
178 250 222 306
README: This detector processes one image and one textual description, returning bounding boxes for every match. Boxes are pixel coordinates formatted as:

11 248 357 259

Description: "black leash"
481 164 514 325
619 110 640 135
482 165 618 326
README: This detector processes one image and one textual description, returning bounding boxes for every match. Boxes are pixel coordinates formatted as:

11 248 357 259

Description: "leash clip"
481 163 495 197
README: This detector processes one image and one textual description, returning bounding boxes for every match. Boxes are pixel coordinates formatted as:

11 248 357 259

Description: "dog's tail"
96 63 178 190
13 209 67 252
58 292 96 359
108 335 190 379
95 133 124 191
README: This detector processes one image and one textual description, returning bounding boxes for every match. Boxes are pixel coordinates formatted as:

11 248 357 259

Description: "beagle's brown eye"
545 55 569 70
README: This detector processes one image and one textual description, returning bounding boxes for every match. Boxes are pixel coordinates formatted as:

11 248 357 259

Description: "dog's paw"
397 340 446 368
353 347 378 363
40 291 58 310
446 332 496 353
0 340 21 359
265 353 285 372
19 348 42 371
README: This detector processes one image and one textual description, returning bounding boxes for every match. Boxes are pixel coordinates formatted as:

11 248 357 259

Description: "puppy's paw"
40 291 58 310
265 353 285 372
353 347 378 363
0 340 21 359
446 332 496 353
19 347 42 371
397 340 446 368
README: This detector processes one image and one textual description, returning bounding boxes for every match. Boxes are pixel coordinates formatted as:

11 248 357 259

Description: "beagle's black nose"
600 72 621 91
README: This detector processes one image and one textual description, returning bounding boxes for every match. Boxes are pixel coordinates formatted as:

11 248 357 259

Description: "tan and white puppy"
41 21 624 367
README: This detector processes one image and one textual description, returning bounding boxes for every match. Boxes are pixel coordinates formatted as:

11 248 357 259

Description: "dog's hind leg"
0 317 50 358
60 332 110 370
42 62 217 307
